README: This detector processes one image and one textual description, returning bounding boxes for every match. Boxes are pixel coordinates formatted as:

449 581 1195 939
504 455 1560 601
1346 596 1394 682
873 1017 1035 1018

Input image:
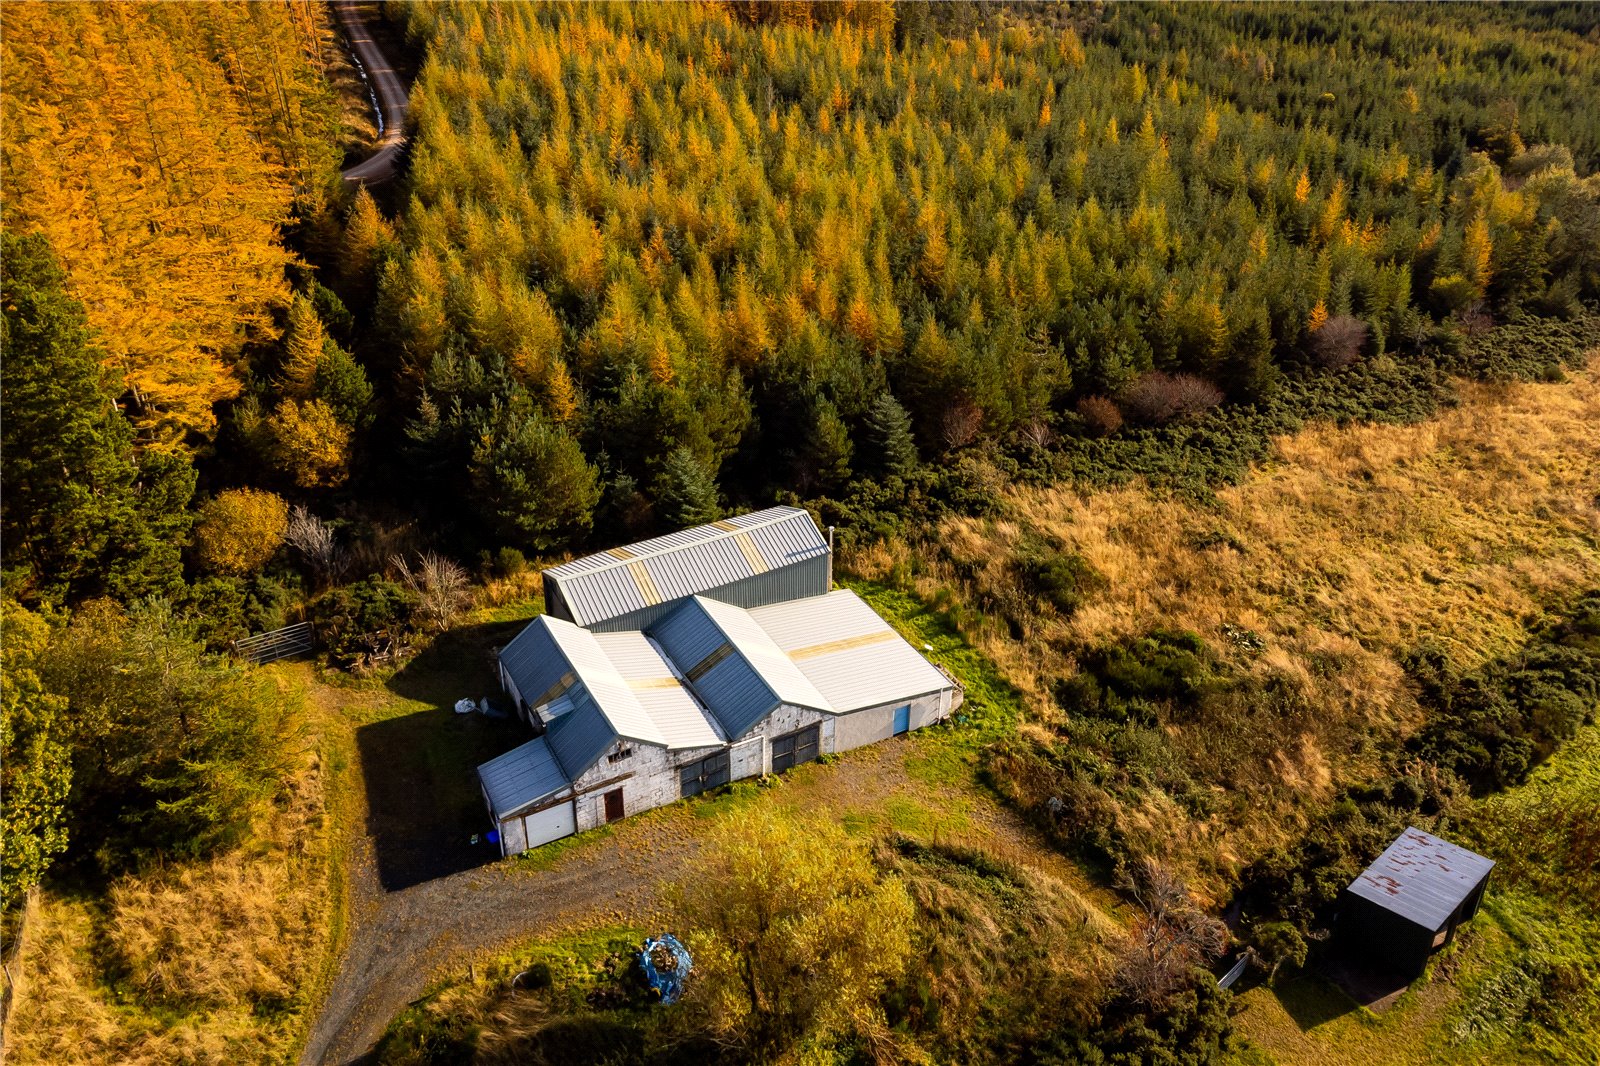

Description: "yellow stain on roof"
787 629 900 660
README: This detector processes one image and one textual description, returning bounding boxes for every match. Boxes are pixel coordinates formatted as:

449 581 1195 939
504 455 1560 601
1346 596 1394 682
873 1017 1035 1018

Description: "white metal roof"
1347 827 1496 931
544 507 829 627
593 631 725 750
500 615 669 778
650 595 831 739
749 590 954 713
478 736 570 820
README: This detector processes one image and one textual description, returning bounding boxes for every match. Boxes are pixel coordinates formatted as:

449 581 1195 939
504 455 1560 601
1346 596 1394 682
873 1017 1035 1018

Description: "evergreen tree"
0 599 72 910
860 391 919 479
313 339 375 429
0 233 189 606
654 445 721 529
794 394 853 493
469 409 601 551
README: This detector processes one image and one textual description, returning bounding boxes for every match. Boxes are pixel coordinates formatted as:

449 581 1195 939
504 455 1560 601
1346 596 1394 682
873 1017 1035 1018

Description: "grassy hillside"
850 358 1600 897
3 669 344 1066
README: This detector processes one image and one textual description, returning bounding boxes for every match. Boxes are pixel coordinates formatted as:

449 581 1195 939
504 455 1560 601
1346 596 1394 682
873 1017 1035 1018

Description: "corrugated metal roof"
749 590 954 713
478 736 570 820
594 631 725 750
650 596 830 740
499 615 668 778
1347 827 1495 931
545 507 829 628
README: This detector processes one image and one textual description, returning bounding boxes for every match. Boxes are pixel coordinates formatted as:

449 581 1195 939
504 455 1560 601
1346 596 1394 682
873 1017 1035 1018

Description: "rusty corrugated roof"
1346 827 1495 931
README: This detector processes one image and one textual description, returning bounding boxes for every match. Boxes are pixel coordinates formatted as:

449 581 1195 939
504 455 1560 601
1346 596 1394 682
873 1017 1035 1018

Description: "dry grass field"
3 671 346 1066
851 361 1600 892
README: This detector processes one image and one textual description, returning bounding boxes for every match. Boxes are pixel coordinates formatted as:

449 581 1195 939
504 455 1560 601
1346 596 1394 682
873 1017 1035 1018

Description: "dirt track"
298 728 1114 1065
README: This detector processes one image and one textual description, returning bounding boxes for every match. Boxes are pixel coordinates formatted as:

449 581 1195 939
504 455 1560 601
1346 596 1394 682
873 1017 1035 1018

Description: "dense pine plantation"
2 2 1599 1064
357 1 1600 552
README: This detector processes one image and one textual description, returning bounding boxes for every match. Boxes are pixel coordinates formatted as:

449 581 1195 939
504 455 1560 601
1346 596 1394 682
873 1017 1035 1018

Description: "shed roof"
1347 827 1496 931
748 590 954 713
544 507 829 628
593 631 726 750
650 595 831 740
478 736 570 820
499 615 668 778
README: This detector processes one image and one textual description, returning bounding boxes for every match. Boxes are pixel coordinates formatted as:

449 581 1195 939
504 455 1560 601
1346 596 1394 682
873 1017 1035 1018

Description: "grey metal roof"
544 507 829 628
593 631 725 750
649 595 830 740
749 590 954 713
499 615 667 779
1347 827 1495 931
478 736 570 820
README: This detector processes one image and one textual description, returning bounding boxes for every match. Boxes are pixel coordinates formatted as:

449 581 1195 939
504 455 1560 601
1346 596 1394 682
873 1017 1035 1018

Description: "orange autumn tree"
0 2 338 449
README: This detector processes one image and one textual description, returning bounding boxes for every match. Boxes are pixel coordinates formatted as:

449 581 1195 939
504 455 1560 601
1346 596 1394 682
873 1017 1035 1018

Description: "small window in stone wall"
608 746 634 764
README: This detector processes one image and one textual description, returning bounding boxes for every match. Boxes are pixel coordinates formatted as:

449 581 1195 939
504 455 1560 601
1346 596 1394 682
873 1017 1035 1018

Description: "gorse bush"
1407 590 1600 793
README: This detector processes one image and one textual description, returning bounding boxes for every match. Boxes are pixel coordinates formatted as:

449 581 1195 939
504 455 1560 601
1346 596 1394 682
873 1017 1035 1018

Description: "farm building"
479 511 963 856
541 505 832 633
1337 827 1495 978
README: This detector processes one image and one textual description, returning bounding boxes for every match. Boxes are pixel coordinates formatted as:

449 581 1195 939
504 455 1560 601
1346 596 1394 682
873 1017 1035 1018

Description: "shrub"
193 488 289 575
1309 313 1369 369
1119 372 1224 425
1076 394 1124 437
312 576 416 663
494 547 529 578
1014 534 1105 617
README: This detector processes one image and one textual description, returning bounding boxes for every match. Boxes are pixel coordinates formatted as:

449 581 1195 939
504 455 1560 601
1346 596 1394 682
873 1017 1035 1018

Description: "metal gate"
233 621 315 665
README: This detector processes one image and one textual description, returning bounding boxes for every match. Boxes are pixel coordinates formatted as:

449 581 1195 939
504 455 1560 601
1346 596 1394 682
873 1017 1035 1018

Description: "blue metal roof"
498 615 668 779
649 596 830 741
478 736 570 820
544 507 829 628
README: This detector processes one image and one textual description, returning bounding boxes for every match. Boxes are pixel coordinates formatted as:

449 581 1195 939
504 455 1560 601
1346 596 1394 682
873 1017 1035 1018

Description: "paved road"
336 1 409 185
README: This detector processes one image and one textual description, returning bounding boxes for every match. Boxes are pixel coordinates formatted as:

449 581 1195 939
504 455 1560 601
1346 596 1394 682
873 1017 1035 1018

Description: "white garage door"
519 800 576 850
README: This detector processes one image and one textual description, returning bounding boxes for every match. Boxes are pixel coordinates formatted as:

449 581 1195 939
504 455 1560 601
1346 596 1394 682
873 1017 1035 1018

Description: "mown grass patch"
845 578 1027 787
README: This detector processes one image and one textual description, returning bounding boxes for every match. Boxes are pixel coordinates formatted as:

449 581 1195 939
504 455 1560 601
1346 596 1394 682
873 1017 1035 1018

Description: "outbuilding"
1338 827 1495 978
541 506 832 633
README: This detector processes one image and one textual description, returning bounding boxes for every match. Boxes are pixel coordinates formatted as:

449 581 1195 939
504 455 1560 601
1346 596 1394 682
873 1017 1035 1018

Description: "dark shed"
1338 827 1494 978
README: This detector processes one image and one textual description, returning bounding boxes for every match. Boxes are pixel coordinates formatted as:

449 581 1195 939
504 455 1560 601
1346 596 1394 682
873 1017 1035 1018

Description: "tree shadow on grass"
357 618 535 891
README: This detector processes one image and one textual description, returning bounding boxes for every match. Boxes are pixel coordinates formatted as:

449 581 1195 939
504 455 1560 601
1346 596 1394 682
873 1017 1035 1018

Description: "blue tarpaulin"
639 934 692 1005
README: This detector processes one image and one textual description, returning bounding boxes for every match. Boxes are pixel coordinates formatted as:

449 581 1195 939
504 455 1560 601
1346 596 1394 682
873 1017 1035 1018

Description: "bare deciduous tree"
1076 394 1124 437
1120 372 1225 425
1309 313 1370 369
392 551 471 632
1113 858 1229 1006
940 397 983 452
283 505 345 588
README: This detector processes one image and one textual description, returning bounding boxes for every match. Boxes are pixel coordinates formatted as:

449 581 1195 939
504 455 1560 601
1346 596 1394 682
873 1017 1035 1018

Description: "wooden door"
603 788 625 823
